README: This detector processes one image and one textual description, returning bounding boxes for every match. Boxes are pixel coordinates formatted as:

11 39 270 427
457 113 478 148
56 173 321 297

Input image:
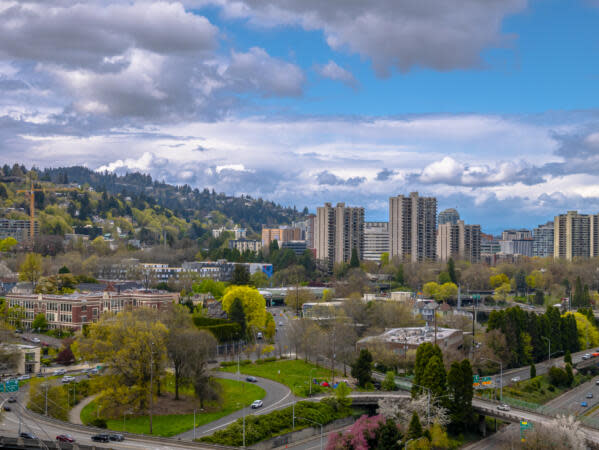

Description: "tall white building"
363 222 390 261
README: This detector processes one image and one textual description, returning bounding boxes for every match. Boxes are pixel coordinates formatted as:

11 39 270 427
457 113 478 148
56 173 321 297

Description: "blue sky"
1 0 599 234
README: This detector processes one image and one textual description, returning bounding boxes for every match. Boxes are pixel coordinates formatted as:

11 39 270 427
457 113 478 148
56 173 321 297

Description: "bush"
90 418 107 428
198 323 242 342
548 367 569 387
548 385 555 392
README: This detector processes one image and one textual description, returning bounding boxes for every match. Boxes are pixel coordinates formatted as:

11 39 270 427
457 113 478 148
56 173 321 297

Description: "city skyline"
2 1 599 233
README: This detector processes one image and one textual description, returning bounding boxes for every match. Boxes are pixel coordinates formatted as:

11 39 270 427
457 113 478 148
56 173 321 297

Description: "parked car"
54 369 66 376
17 374 30 381
91 434 110 442
497 404 511 411
3 405 11 411
251 400 263 409
510 376 520 382
90 368 99 375
19 432 36 439
582 401 588 407
109 434 125 442
56 434 75 443
583 354 591 360
595 379 599 385
246 376 257 382
61 376 76 383
14 329 23 334
587 393 594 399
31 338 41 344
7 396 17 403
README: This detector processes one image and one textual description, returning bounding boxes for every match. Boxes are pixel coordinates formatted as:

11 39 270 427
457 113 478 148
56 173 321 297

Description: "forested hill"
38 166 306 231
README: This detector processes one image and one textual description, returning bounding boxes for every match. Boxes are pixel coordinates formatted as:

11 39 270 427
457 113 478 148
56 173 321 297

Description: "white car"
61 376 76 383
31 338 41 344
251 400 263 409
497 404 511 411
53 369 66 376
583 354 592 360
510 376 520 382
256 332 263 340
17 374 31 381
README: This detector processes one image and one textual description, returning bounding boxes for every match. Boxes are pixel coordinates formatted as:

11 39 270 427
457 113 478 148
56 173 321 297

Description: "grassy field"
220 359 343 397
80 378 265 437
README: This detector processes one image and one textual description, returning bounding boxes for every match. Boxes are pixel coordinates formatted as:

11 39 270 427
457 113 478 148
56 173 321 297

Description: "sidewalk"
68 394 98 425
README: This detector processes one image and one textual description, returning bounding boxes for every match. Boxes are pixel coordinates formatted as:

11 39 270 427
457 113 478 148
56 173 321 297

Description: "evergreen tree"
228 297 246 338
565 363 574 386
231 264 250 285
395 264 405 285
446 359 473 431
447 258 457 284
269 240 279 253
351 349 373 388
422 355 446 399
58 265 70 274
412 343 442 397
376 419 402 450
515 270 527 296
407 412 423 440
534 290 545 306
573 276 584 307
564 349 572 365
349 247 360 268
382 371 396 391
530 363 536 378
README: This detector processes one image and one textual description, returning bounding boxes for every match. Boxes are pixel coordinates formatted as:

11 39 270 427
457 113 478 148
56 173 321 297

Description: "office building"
389 192 437 262
314 202 364 268
438 208 460 225
554 211 592 260
437 220 481 263
228 239 262 253
363 222 390 261
356 327 463 356
533 221 554 258
281 240 308 256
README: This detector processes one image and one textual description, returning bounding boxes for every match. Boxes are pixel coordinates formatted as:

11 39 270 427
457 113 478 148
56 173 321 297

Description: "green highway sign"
473 375 479 383
0 383 3 392
520 421 532 430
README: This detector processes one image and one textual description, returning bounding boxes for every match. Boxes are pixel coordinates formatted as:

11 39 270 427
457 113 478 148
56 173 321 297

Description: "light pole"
292 382 302 430
123 411 131 432
236 402 246 448
410 383 431 425
148 340 155 434
481 357 503 402
309 368 317 396
297 416 323 450
541 336 551 364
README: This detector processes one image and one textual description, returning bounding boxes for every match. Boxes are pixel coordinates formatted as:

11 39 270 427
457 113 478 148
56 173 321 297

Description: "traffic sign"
481 376 493 386
520 421 532 430
6 383 18 392
0 383 4 392
473 375 479 383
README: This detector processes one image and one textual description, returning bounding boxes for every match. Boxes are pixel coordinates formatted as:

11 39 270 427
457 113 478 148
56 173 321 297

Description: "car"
3 405 11 411
19 432 36 440
54 369 66 376
14 329 23 334
7 396 17 403
91 434 110 443
278 322 284 326
109 434 125 442
251 400 263 409
90 368 99 375
497 404 511 411
17 374 30 381
36 372 44 378
61 375 76 383
595 379 599 385
587 393 594 399
256 332 263 340
582 401 588 407
246 376 257 382
583 354 591 360
510 376 520 382
31 338 41 344
56 434 75 443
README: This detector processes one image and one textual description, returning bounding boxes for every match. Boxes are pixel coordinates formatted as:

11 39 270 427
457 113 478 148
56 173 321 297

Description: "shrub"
90 418 107 428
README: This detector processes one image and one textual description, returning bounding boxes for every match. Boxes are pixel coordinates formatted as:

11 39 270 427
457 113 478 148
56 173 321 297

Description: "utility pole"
149 341 154 434
44 383 48 416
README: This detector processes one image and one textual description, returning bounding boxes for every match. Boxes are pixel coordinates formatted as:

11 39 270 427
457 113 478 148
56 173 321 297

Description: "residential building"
6 290 177 330
228 238 262 253
501 229 531 240
181 261 273 280
356 327 463 356
481 236 501 255
532 221 554 258
554 211 592 260
437 220 481 263
363 222 390 261
314 202 364 269
261 227 302 247
499 238 533 257
0 344 41 374
212 226 247 239
389 192 437 262
281 240 307 256
438 208 460 225
0 218 38 242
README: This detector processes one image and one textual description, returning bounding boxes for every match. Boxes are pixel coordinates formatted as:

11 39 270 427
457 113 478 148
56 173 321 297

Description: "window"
81 305 87 312
60 303 72 312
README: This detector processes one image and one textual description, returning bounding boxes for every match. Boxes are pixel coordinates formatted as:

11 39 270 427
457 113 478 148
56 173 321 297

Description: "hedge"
198 323 242 342
192 316 231 327
199 398 351 447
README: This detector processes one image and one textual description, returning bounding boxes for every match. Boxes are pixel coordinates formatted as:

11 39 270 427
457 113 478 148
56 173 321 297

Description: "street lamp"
541 336 551 364
297 416 323 450
236 402 246 448
481 357 503 402
292 382 303 430
148 340 155 434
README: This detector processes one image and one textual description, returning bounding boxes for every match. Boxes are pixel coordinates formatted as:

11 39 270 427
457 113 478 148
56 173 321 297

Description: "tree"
334 381 352 410
375 418 402 450
446 360 473 431
429 422 450 449
231 264 250 285
380 252 390 266
421 355 446 399
55 346 75 365
184 333 219 408
423 282 440 299
28 379 69 420
534 290 545 306
395 264 405 285
284 288 315 312
493 282 511 302
228 298 247 338
447 258 457 284
565 363 574 386
382 371 397 391
221 286 267 332
412 343 442 398
564 350 572 365
250 271 269 288
0 237 17 252
515 270 527 296
407 412 423 440
350 247 360 268
530 363 536 379
351 349 373 388
489 273 509 288
437 283 458 302
32 313 48 331
19 253 43 288
58 265 71 274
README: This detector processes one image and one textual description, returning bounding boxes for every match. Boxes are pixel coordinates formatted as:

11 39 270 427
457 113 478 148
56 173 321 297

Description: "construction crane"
16 181 80 246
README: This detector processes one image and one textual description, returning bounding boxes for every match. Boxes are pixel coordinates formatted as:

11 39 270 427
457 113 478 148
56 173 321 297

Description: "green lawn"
220 359 342 397
80 378 265 437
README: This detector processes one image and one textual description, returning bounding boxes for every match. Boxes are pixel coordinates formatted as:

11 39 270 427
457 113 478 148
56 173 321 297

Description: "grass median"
80 377 265 437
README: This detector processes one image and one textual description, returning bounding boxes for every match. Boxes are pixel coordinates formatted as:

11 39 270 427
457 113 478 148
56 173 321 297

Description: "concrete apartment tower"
315 202 364 269
389 192 437 262
554 211 595 260
437 220 481 263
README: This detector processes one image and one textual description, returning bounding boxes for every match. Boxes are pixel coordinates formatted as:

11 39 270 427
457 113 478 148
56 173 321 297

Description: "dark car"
56 434 75 443
7 396 17 403
246 376 257 382
19 432 36 440
3 405 11 411
91 434 110 443
15 329 23 334
109 434 125 442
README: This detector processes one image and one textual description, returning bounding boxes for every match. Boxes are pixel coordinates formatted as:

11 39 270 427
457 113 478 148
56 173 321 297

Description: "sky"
1 1 599 234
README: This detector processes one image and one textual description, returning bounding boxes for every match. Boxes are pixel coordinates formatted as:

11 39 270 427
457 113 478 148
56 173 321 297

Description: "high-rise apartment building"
501 229 532 241
363 222 390 261
438 208 460 225
314 202 364 268
294 214 315 249
533 221 554 258
554 211 592 260
437 220 481 263
389 192 437 262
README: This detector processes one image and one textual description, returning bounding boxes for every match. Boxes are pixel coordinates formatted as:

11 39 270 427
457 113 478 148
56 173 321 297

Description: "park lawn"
80 378 265 437
220 359 343 396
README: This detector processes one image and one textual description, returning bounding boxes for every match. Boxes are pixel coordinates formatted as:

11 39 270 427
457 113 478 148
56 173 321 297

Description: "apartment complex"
389 192 437 262
6 290 177 330
228 238 262 253
532 221 554 258
501 229 532 240
261 227 302 247
553 211 597 260
314 202 364 268
437 220 481 263
0 218 39 242
438 208 460 225
212 226 246 239
363 222 390 261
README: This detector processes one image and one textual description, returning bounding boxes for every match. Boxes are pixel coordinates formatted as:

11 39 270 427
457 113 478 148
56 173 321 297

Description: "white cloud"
315 60 358 89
